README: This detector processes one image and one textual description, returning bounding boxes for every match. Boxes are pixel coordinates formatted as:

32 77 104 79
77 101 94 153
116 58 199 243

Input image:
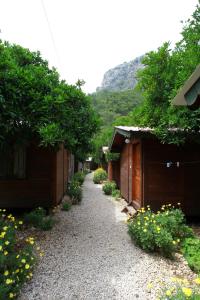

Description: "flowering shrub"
102 181 116 195
127 204 194 257
93 168 107 184
158 276 200 299
0 209 36 299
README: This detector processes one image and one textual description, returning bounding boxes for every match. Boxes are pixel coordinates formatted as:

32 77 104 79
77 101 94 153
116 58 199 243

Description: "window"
0 144 26 179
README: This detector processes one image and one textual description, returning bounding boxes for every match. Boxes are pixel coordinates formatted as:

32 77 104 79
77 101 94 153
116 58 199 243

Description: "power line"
40 0 61 69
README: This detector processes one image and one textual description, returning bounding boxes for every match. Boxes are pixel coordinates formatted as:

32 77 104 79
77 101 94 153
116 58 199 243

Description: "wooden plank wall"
0 143 55 208
143 139 200 216
120 144 130 201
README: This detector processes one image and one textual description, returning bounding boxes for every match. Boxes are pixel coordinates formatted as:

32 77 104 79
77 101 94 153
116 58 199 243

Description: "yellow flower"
165 290 172 296
21 259 26 264
143 229 147 233
172 241 176 245
5 241 10 245
25 264 30 270
147 282 153 289
194 278 200 285
4 250 8 255
5 278 13 285
39 252 44 257
0 231 6 238
18 221 23 225
15 269 19 273
3 226 8 231
0 245 2 251
182 287 192 297
4 270 9 276
9 293 14 298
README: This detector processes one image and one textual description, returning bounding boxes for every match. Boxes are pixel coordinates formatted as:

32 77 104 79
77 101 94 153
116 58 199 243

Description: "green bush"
93 168 107 184
128 205 194 257
23 207 54 231
62 202 72 211
0 209 36 299
181 237 200 274
67 180 82 203
73 171 85 185
111 189 121 199
102 181 116 195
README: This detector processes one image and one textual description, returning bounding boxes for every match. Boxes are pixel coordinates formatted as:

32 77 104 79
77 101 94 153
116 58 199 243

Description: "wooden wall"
120 144 131 201
143 139 200 216
0 143 55 208
54 145 69 206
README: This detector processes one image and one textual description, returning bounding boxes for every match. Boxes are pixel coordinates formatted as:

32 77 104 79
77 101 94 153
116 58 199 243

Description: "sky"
0 0 198 93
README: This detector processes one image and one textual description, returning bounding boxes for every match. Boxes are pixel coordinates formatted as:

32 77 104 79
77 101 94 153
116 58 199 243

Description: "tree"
0 41 99 160
130 2 200 144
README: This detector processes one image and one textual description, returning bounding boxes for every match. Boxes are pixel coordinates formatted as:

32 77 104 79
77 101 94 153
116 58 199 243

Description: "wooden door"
132 143 141 206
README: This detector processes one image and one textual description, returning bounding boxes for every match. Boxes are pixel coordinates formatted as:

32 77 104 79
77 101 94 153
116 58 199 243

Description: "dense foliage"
23 207 55 231
182 237 200 274
0 41 99 161
125 3 200 144
128 205 193 257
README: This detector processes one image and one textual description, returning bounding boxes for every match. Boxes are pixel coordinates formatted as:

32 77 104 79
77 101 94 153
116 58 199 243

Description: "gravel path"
19 173 195 300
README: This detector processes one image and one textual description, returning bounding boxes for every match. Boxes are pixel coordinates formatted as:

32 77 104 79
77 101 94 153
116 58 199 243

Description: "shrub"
93 168 107 184
111 189 121 199
181 237 200 274
67 180 82 203
73 171 85 186
102 181 116 195
127 205 194 257
62 202 72 211
23 207 54 231
0 209 36 299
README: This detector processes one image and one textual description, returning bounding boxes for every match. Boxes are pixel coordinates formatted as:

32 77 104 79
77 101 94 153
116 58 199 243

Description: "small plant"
73 171 85 185
102 181 116 195
0 209 36 299
157 276 200 299
62 202 72 211
93 168 107 184
67 180 82 203
23 207 54 231
111 189 121 199
127 204 194 257
181 237 200 274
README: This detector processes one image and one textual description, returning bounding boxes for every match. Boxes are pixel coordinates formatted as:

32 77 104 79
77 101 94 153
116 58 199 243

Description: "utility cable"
40 0 61 69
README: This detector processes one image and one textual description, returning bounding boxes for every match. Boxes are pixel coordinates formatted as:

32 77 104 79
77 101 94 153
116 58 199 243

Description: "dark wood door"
132 143 141 205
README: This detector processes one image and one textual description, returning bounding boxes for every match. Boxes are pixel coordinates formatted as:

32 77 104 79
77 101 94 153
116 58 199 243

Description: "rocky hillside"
97 56 144 92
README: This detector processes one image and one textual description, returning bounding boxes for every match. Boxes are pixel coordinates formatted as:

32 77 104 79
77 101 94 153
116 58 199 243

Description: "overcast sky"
0 0 198 93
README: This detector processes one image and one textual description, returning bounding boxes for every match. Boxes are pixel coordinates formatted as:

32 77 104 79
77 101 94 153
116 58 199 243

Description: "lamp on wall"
125 138 130 144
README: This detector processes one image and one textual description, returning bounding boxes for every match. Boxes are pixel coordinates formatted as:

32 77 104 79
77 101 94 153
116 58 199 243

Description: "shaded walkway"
20 173 193 300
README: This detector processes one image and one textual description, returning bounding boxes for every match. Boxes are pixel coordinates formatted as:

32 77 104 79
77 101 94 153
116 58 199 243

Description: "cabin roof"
172 64 200 106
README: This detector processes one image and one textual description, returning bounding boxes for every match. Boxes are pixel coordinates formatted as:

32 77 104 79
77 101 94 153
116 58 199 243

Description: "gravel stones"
19 173 195 300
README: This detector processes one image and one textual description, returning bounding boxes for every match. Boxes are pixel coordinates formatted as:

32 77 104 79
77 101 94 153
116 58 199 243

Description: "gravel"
19 173 195 300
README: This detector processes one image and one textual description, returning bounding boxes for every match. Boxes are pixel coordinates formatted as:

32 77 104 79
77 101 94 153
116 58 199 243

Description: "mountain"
97 55 144 92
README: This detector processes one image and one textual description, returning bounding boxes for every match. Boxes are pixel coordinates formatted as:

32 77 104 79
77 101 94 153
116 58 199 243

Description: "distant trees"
0 41 99 161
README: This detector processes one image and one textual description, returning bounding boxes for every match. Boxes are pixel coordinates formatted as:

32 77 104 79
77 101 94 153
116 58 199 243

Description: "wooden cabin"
172 64 200 108
109 126 200 216
0 141 74 208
